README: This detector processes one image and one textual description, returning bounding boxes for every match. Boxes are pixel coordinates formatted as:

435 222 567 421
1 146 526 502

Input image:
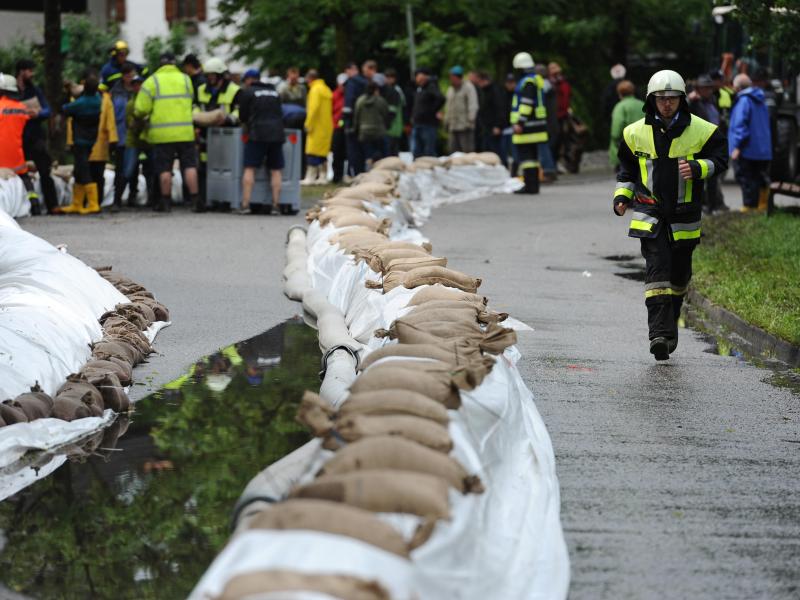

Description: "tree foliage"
143 24 189 74
61 15 119 81
731 0 800 65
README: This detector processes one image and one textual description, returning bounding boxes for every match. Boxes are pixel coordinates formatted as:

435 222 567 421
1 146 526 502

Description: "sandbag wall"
0 211 169 483
191 154 569 600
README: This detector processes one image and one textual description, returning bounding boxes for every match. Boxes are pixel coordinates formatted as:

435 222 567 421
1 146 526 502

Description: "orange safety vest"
0 96 30 174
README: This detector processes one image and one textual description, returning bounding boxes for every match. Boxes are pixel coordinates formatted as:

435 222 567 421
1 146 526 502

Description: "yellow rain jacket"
304 78 333 158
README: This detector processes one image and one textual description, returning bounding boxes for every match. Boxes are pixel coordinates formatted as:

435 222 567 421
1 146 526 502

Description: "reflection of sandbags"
290 469 451 519
216 570 390 600
350 365 461 409
407 285 487 306
319 436 484 494
14 392 54 420
245 499 410 557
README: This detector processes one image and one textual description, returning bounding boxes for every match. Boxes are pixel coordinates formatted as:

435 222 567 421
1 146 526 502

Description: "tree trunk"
610 0 629 66
332 12 353 73
43 0 64 161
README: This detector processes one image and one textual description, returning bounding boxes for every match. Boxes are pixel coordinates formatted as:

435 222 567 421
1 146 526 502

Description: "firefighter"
510 52 548 194
613 70 728 361
0 72 38 213
100 40 139 91
194 57 240 210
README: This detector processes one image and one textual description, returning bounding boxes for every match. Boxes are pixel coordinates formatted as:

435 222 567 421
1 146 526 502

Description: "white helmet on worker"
512 52 535 70
0 73 18 94
204 57 228 75
646 70 686 98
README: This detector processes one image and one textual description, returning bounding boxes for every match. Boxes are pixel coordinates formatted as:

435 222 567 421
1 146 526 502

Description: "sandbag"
81 358 132 386
296 391 335 436
357 247 432 273
319 436 484 494
0 400 29 424
399 306 503 327
358 341 483 370
330 213 391 234
318 206 372 227
476 151 502 166
81 370 129 412
339 390 449 424
345 182 395 197
385 256 448 274
371 156 406 172
368 240 433 254
405 300 507 323
321 196 371 209
329 230 389 252
402 266 482 293
407 286 487 306
215 570 390 600
290 469 451 519
325 413 452 452
92 339 140 365
383 318 485 341
56 379 105 415
245 499 410 557
350 366 461 409
14 392 54 421
391 321 518 355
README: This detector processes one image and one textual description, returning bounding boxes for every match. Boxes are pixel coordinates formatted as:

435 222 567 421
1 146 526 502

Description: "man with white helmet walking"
612 70 728 361
510 51 549 194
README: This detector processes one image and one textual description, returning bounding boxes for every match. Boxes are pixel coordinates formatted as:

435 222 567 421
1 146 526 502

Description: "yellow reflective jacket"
304 78 333 158
134 65 195 144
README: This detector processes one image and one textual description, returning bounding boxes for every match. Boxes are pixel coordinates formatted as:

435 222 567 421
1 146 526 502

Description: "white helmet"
512 52 535 70
646 70 686 98
204 57 228 75
0 73 18 94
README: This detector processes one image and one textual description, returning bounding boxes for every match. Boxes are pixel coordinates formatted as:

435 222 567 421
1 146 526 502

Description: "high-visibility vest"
134 65 195 144
621 115 717 242
510 74 548 145
0 96 30 174
196 81 240 120
718 86 734 109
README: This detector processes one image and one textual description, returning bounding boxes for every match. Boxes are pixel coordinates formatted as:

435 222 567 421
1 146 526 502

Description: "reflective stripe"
519 160 539 169
629 219 655 232
616 181 635 191
684 153 694 203
699 159 714 178
671 221 701 241
615 186 634 199
631 211 658 225
671 220 700 232
638 157 654 188
645 287 678 298
520 97 534 105
512 131 548 144
519 104 533 115
645 280 672 291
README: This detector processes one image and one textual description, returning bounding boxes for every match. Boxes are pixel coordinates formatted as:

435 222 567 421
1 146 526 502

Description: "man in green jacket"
608 80 644 170
134 52 200 213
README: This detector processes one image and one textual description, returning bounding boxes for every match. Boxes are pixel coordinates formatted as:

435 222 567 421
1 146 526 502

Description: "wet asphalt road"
20 174 800 598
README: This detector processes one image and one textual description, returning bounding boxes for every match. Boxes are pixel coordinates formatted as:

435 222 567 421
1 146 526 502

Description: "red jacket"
0 96 30 174
332 86 345 129
552 77 571 120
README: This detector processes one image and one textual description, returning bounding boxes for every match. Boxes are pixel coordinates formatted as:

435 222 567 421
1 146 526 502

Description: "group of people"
607 62 774 214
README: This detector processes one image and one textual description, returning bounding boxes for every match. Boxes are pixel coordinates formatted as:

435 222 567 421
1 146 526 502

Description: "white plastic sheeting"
0 177 30 218
192 162 569 599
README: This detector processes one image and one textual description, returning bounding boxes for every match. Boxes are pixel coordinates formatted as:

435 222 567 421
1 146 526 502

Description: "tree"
731 0 800 65
142 24 189 74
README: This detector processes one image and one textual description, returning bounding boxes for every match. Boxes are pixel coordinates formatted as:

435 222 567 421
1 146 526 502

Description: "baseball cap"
243 68 260 80
450 65 464 76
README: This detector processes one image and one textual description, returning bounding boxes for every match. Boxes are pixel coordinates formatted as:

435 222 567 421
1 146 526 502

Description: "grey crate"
206 127 302 211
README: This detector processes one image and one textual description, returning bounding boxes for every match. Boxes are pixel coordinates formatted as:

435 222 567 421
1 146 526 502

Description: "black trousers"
113 146 138 206
515 142 540 193
23 137 57 211
331 128 346 183
640 225 694 341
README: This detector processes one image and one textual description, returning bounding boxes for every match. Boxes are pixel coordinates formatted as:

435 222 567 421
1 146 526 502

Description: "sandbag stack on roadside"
0 268 169 428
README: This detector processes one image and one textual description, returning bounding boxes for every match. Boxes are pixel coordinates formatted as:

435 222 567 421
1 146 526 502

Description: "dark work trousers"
515 142 540 194
90 161 105 197
113 146 138 206
345 131 365 176
23 138 57 212
733 158 770 208
331 127 346 183
640 224 694 342
703 174 725 212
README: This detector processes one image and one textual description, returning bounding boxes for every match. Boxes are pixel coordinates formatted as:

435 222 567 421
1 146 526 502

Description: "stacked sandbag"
0 268 169 426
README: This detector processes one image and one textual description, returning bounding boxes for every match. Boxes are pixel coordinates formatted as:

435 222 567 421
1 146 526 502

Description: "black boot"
650 337 670 361
514 167 540 194
191 193 206 213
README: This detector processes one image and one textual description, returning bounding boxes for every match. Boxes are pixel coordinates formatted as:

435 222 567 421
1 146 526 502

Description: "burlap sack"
296 391 335 436
215 570 390 600
362 358 491 392
385 256 448 274
127 289 155 300
81 358 132 386
329 229 389 252
92 339 140 365
130 296 169 321
290 469 450 519
407 286 487 306
357 247 431 273
358 340 483 370
476 151 501 166
391 321 517 355
380 318 484 343
0 400 29 424
402 266 482 293
413 156 441 169
448 154 480 166
81 371 129 412
193 108 226 127
350 366 461 409
339 390 449 424
355 169 399 186
321 196 370 209
129 301 156 324
372 156 406 172
245 499 410 557
347 182 394 197
55 379 104 417
396 307 495 328
319 436 484 494
318 206 372 227
369 240 433 254
14 392 54 420
330 213 391 234
405 300 507 324
324 413 452 452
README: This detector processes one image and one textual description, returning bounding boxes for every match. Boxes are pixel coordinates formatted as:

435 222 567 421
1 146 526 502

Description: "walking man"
411 67 444 158
134 52 200 213
510 52 548 194
728 73 772 212
613 70 727 360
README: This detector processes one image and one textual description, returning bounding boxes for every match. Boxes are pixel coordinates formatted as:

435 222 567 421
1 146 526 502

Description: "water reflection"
0 318 318 599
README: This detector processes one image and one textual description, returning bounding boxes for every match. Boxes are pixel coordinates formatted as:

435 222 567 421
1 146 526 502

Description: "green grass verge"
693 210 800 345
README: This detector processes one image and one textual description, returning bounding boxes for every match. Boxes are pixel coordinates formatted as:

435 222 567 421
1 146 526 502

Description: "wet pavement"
422 179 800 598
0 319 318 600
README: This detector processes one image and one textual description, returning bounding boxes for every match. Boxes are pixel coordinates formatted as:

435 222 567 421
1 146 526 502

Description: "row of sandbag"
0 269 169 428
369 153 503 173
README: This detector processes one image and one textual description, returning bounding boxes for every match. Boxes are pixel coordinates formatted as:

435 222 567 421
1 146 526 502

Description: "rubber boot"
301 165 318 186
515 167 540 194
79 183 101 214
757 187 769 212
28 191 42 216
191 193 206 213
316 160 328 185
650 337 670 361
61 184 85 214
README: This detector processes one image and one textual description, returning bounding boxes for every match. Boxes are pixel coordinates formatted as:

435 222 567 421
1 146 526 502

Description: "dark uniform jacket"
412 79 445 127
239 81 285 144
613 103 728 246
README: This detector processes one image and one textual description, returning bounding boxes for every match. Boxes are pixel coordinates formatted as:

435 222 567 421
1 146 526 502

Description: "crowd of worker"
0 38 778 216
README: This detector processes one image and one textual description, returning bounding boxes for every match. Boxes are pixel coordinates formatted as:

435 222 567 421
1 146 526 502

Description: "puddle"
603 254 638 262
614 269 647 282
0 318 319 599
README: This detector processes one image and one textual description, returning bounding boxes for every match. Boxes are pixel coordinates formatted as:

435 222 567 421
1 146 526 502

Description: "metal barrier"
206 127 302 212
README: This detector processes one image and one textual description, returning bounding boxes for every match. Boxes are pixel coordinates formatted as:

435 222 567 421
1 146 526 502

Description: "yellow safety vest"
134 65 195 144
196 81 240 120
510 74 548 145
